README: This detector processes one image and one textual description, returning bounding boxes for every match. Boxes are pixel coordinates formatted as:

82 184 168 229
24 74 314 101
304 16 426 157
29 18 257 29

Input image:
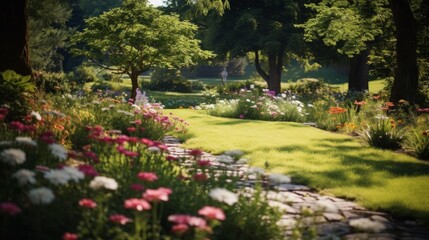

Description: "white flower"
216 155 234 164
13 169 36 186
89 176 118 190
250 84 255 89
31 111 42 121
49 144 68 161
349 218 386 233
148 146 161 153
268 173 291 184
44 169 70 185
15 137 37 147
28 187 55 205
314 200 339 213
0 141 13 146
117 110 134 116
1 148 26 166
101 107 110 111
209 188 238 206
62 167 84 182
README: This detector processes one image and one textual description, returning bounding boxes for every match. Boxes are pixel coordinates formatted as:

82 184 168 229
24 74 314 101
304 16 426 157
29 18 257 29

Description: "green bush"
72 65 99 83
216 80 257 95
0 70 35 121
148 68 193 93
359 116 406 150
35 71 72 94
286 78 339 103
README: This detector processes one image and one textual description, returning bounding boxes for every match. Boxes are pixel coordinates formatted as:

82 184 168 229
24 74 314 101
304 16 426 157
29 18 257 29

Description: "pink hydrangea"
124 198 151 211
143 187 172 202
137 172 158 182
198 206 225 221
0 202 22 216
78 199 97 209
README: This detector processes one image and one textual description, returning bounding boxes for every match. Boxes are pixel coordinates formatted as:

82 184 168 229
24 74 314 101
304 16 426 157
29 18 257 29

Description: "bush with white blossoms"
28 187 55 205
1 148 26 166
89 176 119 190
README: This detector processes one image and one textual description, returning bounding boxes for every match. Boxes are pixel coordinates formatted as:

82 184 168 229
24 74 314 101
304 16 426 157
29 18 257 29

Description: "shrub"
0 70 35 121
404 127 429 160
216 80 257 95
34 71 72 94
286 78 339 103
72 65 99 83
359 116 406 150
149 68 193 93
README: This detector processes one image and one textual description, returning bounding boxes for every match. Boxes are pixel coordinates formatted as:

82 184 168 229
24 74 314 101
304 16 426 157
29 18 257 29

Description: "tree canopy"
71 0 214 99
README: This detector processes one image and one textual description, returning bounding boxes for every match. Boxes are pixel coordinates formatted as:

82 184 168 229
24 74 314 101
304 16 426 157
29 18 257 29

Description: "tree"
297 0 392 92
0 0 32 76
28 0 72 72
71 0 213 99
200 0 316 94
388 0 418 104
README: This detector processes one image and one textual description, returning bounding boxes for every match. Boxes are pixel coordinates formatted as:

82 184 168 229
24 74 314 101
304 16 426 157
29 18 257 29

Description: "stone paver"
163 136 429 239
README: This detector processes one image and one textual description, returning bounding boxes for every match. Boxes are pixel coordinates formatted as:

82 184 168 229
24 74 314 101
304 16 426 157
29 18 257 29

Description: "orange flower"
373 94 381 100
385 102 394 107
328 107 347 114
354 100 366 106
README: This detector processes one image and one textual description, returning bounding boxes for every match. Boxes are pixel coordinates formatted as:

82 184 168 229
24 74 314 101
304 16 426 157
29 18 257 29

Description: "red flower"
127 127 136 132
79 199 97 209
189 149 203 157
0 202 22 216
141 138 154 147
193 173 208 181
77 164 99 177
137 172 158 182
166 155 178 162
385 102 395 107
143 187 172 202
171 224 189 235
109 214 132 225
197 160 211 167
124 198 151 211
353 100 366 106
198 206 225 221
63 232 79 240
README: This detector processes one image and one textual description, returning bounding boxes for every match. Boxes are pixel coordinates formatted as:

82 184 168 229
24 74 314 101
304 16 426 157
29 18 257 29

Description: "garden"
1 0 429 240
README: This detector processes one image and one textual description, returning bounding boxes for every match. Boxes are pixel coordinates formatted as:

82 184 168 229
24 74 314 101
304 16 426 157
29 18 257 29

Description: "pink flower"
109 214 132 225
168 214 207 228
124 198 151 211
130 183 145 192
197 160 211 167
193 173 208 181
141 138 154 147
9 121 25 132
127 127 136 132
39 131 56 144
84 151 99 163
123 150 139 158
77 164 99 177
0 202 22 216
198 206 225 221
134 119 142 125
143 187 172 202
79 199 97 209
137 172 158 182
239 114 244 119
189 149 203 157
171 224 189 235
63 232 78 240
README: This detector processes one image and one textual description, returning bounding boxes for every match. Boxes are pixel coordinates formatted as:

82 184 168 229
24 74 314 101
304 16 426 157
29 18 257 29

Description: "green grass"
329 79 386 92
168 109 429 222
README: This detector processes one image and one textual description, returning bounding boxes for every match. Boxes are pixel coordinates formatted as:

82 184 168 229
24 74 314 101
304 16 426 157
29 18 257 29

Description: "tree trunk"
0 0 32 76
389 0 418 104
348 48 369 92
254 51 282 94
129 71 139 101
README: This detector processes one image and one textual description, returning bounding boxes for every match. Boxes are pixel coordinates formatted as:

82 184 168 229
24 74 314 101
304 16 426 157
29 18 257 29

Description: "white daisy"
48 144 68 161
44 169 70 185
1 148 26 166
62 167 84 182
31 111 42 121
12 169 36 186
209 188 238 206
15 137 37 147
28 187 55 205
89 176 118 190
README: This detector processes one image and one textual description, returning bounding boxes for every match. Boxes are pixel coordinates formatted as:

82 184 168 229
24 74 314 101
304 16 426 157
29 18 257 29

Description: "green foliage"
216 80 256 95
35 71 73 94
0 71 35 120
71 65 100 83
286 78 339 103
71 1 214 97
403 115 429 160
28 0 72 71
297 1 391 57
147 68 193 93
78 0 122 18
359 116 406 150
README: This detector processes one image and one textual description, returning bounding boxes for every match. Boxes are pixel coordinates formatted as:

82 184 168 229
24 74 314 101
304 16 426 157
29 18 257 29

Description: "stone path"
163 136 429 240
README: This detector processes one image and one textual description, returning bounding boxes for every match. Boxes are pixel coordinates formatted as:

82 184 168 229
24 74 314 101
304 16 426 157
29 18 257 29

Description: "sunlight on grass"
169 109 429 221
329 79 385 92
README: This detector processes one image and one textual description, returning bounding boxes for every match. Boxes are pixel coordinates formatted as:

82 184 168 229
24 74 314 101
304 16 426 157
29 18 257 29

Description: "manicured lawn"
330 79 386 92
169 109 429 222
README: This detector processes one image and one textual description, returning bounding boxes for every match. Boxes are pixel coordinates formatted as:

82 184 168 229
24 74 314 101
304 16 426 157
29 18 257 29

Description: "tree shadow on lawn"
263 138 429 190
